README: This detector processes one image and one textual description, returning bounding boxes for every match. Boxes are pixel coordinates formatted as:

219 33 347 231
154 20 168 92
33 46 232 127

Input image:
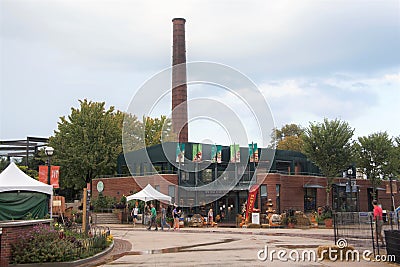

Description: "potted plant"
282 209 297 228
166 217 174 227
320 206 333 228
287 216 297 228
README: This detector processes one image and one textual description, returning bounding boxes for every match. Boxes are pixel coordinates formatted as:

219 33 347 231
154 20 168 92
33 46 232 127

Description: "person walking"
173 204 180 230
147 203 158 231
373 200 386 247
131 204 139 227
207 208 214 227
160 204 171 231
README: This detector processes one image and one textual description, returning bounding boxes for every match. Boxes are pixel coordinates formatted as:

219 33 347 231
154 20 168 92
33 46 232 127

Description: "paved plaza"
90 224 394 267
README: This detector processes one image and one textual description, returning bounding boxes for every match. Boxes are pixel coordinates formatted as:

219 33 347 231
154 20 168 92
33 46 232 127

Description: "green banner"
216 145 222 163
211 145 217 163
230 144 240 163
249 143 258 162
176 143 185 163
193 143 202 162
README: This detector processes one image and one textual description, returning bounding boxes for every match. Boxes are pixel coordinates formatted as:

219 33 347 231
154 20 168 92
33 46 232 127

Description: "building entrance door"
216 192 238 223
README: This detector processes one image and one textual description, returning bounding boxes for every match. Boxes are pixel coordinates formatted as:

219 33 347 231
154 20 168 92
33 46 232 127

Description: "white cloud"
0 0 399 142
258 71 400 138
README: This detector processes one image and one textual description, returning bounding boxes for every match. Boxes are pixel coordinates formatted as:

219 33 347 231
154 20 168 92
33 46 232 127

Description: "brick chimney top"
172 18 186 23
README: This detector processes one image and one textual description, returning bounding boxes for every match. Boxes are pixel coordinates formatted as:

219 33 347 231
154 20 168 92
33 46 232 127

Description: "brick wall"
257 173 400 213
92 174 399 213
92 174 179 200
0 219 52 267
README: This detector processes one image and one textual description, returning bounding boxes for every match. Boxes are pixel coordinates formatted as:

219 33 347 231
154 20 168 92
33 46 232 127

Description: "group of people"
130 203 182 231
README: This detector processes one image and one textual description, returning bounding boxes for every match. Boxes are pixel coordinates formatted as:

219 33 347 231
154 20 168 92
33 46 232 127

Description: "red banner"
245 185 259 222
39 165 60 188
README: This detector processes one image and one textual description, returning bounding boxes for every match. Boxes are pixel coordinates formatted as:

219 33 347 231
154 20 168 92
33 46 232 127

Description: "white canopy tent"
126 184 171 203
0 162 53 220
0 162 53 195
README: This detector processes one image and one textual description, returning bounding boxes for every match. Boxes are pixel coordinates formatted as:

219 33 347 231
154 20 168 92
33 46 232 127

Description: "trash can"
384 230 400 264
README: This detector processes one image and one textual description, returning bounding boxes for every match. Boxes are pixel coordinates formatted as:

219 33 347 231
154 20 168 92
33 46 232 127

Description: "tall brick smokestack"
172 18 188 143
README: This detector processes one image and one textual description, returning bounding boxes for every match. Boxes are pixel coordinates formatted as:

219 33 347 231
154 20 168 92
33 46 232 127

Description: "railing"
65 225 112 259
334 211 400 258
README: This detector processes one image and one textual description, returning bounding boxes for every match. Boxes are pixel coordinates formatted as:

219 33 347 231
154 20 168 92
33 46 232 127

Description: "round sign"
97 181 104 193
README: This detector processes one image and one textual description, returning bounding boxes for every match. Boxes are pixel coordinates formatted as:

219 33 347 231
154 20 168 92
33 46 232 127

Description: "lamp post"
347 168 353 212
389 174 394 230
44 146 54 185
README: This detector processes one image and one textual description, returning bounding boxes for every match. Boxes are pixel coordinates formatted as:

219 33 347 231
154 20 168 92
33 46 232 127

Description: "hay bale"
294 212 311 227
247 223 261 228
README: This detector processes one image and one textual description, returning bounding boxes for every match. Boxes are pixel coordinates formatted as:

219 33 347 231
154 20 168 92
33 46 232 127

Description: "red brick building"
93 142 400 223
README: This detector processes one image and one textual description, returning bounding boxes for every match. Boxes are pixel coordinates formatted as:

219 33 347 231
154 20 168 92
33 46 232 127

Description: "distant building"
92 142 399 224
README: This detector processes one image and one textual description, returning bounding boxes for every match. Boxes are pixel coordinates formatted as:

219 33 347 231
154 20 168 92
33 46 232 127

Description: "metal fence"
334 212 374 249
334 212 399 257
65 225 111 259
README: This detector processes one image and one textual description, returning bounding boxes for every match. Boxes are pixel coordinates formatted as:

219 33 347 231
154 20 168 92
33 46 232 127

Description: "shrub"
92 194 115 212
11 223 112 264
11 224 78 264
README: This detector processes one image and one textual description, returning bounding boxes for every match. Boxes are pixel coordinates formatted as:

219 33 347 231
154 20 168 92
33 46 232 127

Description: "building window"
202 169 213 183
155 185 160 192
181 171 189 181
260 185 267 213
304 188 316 212
168 185 175 204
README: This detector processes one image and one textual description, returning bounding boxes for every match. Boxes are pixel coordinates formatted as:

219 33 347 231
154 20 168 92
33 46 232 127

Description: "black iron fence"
64 225 112 259
334 211 400 262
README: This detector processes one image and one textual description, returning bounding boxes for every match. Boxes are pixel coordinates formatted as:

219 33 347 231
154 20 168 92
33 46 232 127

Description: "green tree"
303 118 354 205
391 136 400 176
49 99 122 190
270 124 305 152
0 157 9 172
121 113 144 152
122 114 172 152
16 164 39 179
144 115 172 147
353 132 395 199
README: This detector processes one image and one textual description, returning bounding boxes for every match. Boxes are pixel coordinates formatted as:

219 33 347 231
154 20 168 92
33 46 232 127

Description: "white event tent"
0 162 53 220
126 184 171 203
0 162 53 195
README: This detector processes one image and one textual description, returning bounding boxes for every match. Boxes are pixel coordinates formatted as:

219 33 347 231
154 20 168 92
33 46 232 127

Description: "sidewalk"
93 224 393 266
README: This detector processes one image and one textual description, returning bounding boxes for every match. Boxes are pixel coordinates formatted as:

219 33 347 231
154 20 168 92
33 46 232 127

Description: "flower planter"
324 218 333 228
287 222 295 228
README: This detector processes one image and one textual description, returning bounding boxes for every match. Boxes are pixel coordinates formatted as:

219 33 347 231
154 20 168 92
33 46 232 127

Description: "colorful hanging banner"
39 165 60 188
176 143 185 163
245 185 259 223
230 144 240 163
216 145 222 163
249 143 259 162
211 145 217 163
192 143 202 162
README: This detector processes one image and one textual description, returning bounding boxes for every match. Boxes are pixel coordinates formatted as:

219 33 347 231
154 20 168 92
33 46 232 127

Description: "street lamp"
347 168 353 212
389 174 394 230
45 146 54 185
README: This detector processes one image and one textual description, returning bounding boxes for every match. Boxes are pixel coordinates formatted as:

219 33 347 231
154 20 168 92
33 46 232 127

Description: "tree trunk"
326 190 330 206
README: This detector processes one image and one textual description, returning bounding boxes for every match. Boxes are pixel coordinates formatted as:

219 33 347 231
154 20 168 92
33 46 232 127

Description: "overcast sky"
1 0 399 146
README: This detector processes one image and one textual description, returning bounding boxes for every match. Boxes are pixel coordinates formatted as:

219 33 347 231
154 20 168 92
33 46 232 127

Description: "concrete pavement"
94 224 394 267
